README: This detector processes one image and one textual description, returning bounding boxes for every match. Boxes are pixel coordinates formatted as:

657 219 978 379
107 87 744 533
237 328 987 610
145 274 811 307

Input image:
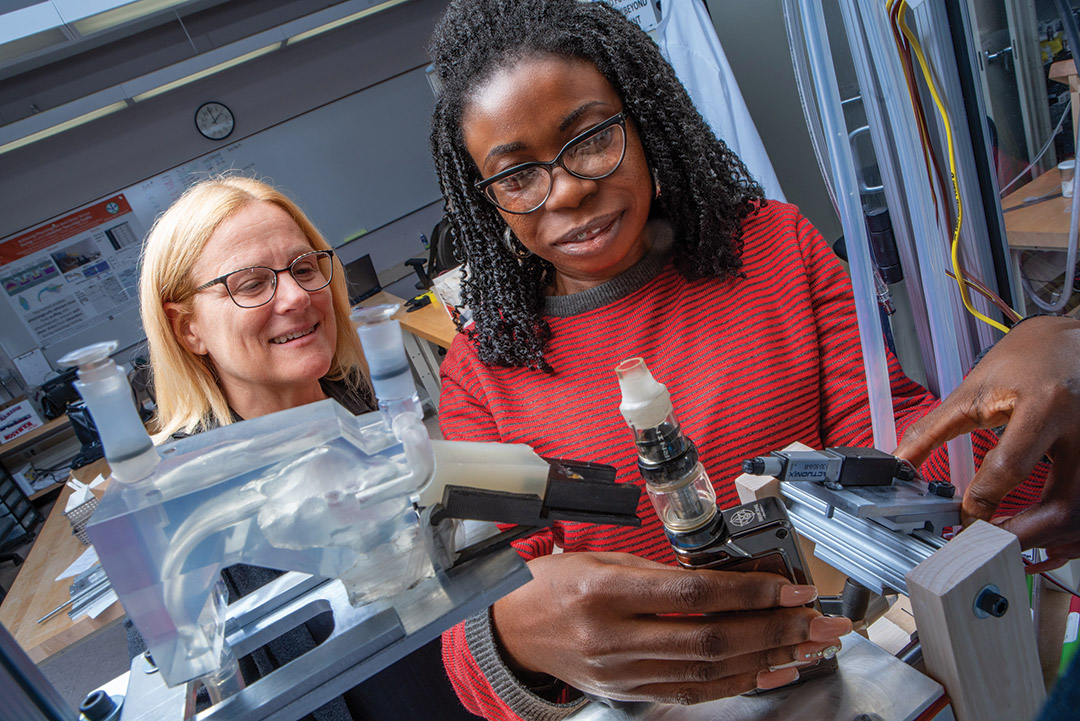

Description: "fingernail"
809 615 852 642
757 666 799 690
779 584 818 606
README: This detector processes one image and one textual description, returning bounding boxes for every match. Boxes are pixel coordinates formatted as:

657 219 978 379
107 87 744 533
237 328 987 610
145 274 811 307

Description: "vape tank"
614 357 811 580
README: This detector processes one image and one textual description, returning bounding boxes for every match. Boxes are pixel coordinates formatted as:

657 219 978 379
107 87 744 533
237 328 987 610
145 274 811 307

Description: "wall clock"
195 102 235 140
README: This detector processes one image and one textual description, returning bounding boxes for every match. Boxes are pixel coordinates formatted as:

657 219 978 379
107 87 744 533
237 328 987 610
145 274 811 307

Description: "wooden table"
1001 167 1079 315
0 458 123 663
359 290 458 349
357 291 459 405
1002 167 1073 251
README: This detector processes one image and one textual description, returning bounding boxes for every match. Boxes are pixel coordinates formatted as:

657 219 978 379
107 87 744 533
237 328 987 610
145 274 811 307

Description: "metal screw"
974 585 1008 618
775 528 789 539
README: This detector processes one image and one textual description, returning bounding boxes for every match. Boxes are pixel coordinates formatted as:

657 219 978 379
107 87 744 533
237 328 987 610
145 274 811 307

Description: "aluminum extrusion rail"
779 482 947 595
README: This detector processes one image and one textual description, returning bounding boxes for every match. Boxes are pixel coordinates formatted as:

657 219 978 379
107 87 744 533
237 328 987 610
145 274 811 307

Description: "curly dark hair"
429 0 766 371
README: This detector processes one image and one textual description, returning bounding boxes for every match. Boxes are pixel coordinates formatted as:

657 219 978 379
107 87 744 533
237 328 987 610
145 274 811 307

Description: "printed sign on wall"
0 195 144 349
0 399 44 445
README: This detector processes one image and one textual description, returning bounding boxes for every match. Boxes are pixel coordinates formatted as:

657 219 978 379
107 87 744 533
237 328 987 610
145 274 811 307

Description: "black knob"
975 587 1009 618
928 480 956 498
742 458 765 475
79 690 116 721
894 460 917 481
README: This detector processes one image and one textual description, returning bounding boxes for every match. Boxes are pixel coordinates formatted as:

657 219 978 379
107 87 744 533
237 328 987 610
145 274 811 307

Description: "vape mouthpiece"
615 357 671 430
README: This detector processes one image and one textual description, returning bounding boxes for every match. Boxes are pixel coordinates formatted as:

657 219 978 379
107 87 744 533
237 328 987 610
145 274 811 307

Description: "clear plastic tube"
351 305 424 426
199 644 244 705
1021 161 1078 311
352 304 433 498
782 0 837 214
794 0 897 454
832 0 937 392
58 341 158 483
1021 0 1079 312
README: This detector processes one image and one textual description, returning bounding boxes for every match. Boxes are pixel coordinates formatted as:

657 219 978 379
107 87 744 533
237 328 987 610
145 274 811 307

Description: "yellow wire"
897 1 1011 334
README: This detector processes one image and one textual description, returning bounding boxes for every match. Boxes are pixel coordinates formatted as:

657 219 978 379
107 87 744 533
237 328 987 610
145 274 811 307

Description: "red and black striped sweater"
437 202 1042 721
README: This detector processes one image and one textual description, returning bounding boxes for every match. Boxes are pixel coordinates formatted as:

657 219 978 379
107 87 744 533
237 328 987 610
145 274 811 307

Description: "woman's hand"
491 551 851 705
894 315 1080 571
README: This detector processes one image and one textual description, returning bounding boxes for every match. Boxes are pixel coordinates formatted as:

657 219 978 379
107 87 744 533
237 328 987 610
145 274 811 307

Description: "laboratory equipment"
737 443 1043 721
50 306 640 719
742 446 959 536
612 354 1038 721
739 444 959 595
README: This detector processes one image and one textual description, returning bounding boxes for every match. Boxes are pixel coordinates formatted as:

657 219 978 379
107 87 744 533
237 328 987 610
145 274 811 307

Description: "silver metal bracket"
119 547 530 721
778 481 950 596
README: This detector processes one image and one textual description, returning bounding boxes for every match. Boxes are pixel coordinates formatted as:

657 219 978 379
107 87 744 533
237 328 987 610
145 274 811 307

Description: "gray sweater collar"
542 219 674 317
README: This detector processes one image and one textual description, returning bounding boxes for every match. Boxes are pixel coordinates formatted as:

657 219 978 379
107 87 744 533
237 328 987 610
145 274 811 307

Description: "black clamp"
432 457 641 564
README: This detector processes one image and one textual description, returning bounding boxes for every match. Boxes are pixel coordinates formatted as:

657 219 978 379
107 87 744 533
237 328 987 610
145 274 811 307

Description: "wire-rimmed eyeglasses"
194 249 335 308
475 112 627 214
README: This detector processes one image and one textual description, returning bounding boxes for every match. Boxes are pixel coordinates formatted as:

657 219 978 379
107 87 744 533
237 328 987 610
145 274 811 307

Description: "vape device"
614 358 838 682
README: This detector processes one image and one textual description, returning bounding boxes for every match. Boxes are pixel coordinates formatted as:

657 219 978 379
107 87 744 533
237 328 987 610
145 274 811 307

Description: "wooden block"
734 441 811 506
734 442 848 596
906 520 1044 721
867 616 912 655
1048 58 1077 83
883 593 918 636
734 472 780 503
1036 587 1072 690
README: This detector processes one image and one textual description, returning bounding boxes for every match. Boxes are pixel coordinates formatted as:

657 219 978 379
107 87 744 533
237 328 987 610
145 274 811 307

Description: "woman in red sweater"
427 1 1080 719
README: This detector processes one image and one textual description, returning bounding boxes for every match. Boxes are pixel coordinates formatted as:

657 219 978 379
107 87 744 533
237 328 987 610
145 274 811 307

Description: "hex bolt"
974 585 1008 618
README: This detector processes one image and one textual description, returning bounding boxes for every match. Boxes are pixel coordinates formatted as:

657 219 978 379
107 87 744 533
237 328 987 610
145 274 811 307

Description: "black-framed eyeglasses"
475 112 627 214
194 249 335 308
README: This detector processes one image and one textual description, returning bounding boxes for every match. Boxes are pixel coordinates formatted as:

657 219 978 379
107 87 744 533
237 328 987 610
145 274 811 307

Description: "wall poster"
0 195 145 348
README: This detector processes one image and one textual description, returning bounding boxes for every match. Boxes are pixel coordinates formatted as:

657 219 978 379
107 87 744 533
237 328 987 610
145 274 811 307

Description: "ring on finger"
767 643 840 672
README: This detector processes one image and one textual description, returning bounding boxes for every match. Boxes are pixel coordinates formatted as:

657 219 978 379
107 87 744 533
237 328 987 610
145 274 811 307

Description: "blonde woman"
139 175 371 441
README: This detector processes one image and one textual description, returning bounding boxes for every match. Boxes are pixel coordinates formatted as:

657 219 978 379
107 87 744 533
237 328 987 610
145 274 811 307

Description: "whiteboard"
0 66 441 373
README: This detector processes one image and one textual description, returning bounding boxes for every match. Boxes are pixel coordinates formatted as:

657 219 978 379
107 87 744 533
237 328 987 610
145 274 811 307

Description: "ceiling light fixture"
286 0 410 45
0 100 128 156
131 41 281 102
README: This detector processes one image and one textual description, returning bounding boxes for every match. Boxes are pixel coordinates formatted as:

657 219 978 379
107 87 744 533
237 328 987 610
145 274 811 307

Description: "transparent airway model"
58 304 640 716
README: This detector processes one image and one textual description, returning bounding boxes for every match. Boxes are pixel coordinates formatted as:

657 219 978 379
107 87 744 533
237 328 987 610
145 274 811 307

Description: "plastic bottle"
58 341 158 483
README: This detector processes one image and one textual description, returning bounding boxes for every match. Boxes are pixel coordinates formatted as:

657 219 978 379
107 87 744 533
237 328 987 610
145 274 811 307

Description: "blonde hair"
139 175 368 441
